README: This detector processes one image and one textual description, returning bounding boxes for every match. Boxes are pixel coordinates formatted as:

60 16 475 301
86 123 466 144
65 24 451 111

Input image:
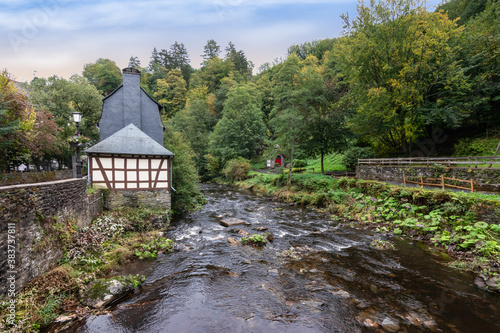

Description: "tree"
269 55 307 187
190 57 233 93
171 87 215 174
453 0 500 130
160 41 193 83
26 108 62 171
154 69 187 117
0 70 35 172
82 58 122 96
22 74 102 168
202 39 221 61
163 123 205 212
335 0 469 155
128 56 141 68
208 84 266 164
300 56 352 174
225 41 251 79
149 47 162 71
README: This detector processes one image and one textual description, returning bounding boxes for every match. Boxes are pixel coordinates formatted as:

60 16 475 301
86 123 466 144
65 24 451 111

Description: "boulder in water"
220 218 247 227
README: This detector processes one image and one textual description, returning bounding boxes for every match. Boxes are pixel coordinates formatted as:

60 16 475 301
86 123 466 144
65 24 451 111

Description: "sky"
1 0 443 82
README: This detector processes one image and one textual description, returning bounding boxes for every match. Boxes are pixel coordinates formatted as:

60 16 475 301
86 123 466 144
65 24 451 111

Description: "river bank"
35 183 500 332
236 172 500 293
0 206 174 332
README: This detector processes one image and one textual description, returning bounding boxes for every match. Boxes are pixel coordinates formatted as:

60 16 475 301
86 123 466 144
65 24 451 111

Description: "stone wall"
104 189 171 211
0 170 73 186
356 165 500 192
0 178 103 294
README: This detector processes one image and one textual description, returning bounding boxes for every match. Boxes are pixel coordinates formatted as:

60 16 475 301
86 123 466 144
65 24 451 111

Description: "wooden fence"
402 171 475 192
358 156 500 168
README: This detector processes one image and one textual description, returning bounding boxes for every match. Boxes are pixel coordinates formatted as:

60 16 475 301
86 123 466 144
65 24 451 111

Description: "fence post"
442 174 445 190
468 156 470 168
471 178 474 193
403 171 406 187
420 175 424 189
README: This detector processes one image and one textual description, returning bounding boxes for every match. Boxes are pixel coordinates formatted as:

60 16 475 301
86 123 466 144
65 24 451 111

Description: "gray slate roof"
85 124 174 156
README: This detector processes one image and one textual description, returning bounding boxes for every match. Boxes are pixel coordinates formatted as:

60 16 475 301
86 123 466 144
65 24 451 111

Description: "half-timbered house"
85 67 174 209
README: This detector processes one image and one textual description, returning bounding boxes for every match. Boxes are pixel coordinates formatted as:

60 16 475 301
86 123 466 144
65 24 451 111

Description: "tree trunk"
288 138 294 189
320 150 325 175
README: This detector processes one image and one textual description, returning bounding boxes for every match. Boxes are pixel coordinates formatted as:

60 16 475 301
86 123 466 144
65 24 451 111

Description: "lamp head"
72 112 82 124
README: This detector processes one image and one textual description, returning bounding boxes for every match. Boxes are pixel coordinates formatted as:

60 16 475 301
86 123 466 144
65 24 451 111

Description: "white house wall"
89 155 170 191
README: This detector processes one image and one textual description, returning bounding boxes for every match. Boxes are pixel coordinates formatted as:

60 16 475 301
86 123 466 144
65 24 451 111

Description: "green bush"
342 147 375 171
293 159 307 168
223 157 252 182
453 137 499 156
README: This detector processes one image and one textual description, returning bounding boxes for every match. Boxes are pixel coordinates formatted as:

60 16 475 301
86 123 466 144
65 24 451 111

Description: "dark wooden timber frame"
89 154 171 191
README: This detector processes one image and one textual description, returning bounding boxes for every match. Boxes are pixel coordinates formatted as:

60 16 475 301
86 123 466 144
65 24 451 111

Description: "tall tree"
225 41 251 79
299 55 352 174
269 55 307 187
202 39 221 61
335 0 469 155
149 47 162 71
163 122 204 212
0 70 35 172
160 41 193 83
171 87 215 173
208 84 266 164
82 58 122 96
154 69 187 117
128 56 141 68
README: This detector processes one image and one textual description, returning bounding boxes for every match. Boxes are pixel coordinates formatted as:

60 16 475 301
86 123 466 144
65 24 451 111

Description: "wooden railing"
358 156 500 168
403 172 475 192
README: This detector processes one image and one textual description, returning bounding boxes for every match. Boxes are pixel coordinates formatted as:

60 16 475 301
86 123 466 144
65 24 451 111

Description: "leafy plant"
242 234 266 247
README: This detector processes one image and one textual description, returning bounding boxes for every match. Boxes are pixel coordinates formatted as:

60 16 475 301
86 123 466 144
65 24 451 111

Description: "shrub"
342 147 375 171
223 157 252 182
293 159 307 168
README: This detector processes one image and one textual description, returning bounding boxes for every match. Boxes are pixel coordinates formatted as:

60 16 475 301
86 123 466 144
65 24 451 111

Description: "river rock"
485 276 500 292
423 320 440 332
227 237 240 246
330 289 350 298
363 318 379 328
256 227 268 231
220 218 247 227
81 277 136 309
237 229 249 236
381 317 400 332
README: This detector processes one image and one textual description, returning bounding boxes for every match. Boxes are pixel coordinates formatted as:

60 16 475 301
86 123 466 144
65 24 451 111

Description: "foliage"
336 0 469 155
222 157 251 182
208 84 266 164
342 147 375 171
135 238 174 259
242 234 266 247
0 70 35 172
163 123 206 212
453 137 499 156
82 58 122 95
154 68 187 117
293 159 307 168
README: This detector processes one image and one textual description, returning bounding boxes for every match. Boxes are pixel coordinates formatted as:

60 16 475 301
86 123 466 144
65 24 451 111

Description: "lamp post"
72 112 82 178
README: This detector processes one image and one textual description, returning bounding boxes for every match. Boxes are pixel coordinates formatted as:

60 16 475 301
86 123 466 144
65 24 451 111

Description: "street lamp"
72 112 82 178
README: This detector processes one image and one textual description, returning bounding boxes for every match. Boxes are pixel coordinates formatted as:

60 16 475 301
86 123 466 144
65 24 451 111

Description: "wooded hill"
2 0 498 184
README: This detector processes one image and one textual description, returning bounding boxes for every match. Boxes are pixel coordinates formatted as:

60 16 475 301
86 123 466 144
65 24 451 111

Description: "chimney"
122 67 141 129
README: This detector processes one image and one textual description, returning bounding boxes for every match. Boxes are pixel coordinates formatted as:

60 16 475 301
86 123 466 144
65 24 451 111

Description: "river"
60 184 500 332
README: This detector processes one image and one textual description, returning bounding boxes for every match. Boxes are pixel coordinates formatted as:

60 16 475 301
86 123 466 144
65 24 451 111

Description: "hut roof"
85 124 174 156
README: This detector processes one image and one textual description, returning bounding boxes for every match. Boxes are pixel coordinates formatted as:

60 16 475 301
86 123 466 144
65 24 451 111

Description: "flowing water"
60 184 499 332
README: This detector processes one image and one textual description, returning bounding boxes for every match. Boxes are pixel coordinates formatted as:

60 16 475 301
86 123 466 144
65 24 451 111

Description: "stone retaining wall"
0 170 73 186
356 165 500 192
0 178 103 294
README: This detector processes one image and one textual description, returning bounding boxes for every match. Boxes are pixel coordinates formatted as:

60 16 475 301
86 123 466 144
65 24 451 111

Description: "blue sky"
1 0 443 81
